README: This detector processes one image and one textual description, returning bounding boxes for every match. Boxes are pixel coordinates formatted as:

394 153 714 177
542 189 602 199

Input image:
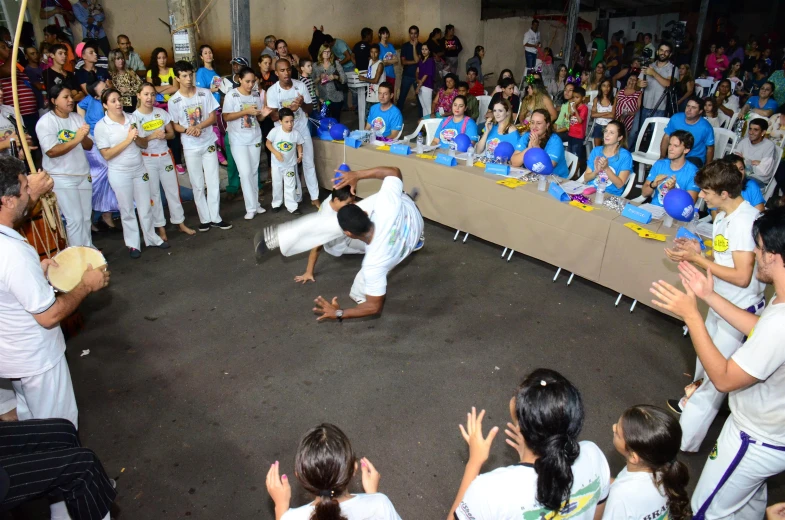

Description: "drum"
47 246 107 292
20 210 66 258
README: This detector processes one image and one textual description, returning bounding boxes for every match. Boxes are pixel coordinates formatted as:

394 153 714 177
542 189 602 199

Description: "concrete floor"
6 104 784 519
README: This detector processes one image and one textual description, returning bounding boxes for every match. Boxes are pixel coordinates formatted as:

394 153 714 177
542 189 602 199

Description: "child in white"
266 423 402 520
222 68 272 219
604 405 691 520
266 108 304 213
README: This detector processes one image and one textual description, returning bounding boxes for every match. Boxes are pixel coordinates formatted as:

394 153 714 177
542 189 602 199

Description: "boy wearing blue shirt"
365 82 403 139
642 130 700 206
721 155 766 211
661 96 715 167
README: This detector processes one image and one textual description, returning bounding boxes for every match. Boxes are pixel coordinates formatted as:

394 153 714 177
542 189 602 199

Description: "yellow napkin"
496 178 527 189
416 154 436 160
377 145 391 151
569 200 594 212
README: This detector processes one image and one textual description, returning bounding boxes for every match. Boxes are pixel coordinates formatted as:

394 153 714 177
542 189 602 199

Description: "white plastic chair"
476 95 492 126
713 127 738 157
565 151 579 179
631 117 670 185
721 110 740 130
620 172 636 198
585 90 598 107
403 119 440 144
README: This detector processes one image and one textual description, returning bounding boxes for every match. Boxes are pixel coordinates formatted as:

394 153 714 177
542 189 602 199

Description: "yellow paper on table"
377 145 391 151
569 200 594 212
416 154 436 160
624 222 646 234
473 161 485 168
638 230 667 241
496 178 527 189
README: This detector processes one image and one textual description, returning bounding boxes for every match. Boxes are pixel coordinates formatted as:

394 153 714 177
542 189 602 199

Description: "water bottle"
688 207 700 233
466 145 475 166
448 141 456 157
596 170 607 204
416 133 424 154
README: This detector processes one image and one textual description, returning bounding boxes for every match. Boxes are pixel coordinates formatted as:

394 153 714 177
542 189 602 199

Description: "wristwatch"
335 309 344 322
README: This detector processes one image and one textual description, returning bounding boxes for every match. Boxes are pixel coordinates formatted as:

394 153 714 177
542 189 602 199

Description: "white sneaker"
256 205 266 214
244 211 256 220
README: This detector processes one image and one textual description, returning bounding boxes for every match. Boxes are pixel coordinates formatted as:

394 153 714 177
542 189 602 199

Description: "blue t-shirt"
196 67 221 103
77 96 106 135
436 117 479 149
483 125 519 156
745 96 778 113
586 146 634 196
379 42 396 79
740 178 766 208
515 132 569 178
663 113 715 162
332 39 354 72
645 159 699 206
401 41 423 78
367 103 403 137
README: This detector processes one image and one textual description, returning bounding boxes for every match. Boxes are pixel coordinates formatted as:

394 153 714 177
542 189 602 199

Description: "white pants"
300 133 320 201
691 417 785 520
142 152 185 226
271 163 300 213
232 141 262 214
183 143 222 224
107 166 164 250
417 86 433 117
681 307 761 452
11 355 79 429
52 173 93 248
325 236 367 257
0 378 16 415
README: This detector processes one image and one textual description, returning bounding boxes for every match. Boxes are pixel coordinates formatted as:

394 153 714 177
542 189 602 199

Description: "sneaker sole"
254 230 269 262
198 227 211 233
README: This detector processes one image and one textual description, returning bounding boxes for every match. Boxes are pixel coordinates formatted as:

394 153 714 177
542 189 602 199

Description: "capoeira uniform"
680 201 765 452
168 88 223 225
266 80 319 202
222 88 265 216
0 379 15 416
35 111 92 247
267 125 305 213
0 225 78 428
134 107 187 227
319 195 367 257
691 296 785 520
94 113 163 250
350 177 424 304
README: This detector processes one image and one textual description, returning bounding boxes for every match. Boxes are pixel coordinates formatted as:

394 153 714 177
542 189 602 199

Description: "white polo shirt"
94 113 145 174
133 107 172 155
167 87 219 150
0 225 66 379
35 111 90 176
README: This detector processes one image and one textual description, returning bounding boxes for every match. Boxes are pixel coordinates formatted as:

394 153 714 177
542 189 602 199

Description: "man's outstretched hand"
333 169 359 194
313 296 341 321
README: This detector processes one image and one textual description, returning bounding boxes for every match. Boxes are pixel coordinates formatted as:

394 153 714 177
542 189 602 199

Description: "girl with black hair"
450 368 611 520
604 405 691 520
265 423 402 520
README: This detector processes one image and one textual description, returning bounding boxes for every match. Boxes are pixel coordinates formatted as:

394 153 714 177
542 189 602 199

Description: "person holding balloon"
581 120 633 197
641 130 700 207
431 95 479 150
475 99 519 157
510 109 568 178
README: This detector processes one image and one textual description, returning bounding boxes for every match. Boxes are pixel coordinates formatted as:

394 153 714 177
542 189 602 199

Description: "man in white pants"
135 84 195 239
313 166 423 321
168 60 232 232
0 157 110 429
266 58 320 208
664 161 765 452
651 206 785 520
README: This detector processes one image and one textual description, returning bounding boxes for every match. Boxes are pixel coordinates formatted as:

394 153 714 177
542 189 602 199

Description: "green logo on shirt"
207 145 216 153
710 443 718 460
57 129 76 143
142 173 149 181
276 141 293 153
522 478 601 520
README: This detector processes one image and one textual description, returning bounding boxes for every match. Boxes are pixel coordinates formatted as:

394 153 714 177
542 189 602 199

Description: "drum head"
47 246 107 292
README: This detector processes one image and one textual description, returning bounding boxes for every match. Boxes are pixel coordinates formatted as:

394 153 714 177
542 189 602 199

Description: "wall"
607 13 680 47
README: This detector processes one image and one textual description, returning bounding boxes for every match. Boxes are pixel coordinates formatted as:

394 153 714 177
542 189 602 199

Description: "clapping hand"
76 124 91 141
678 261 714 301
265 461 291 513
127 127 138 142
650 276 701 320
360 458 380 494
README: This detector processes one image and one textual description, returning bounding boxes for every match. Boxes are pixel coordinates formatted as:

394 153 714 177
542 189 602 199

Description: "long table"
312 140 689 318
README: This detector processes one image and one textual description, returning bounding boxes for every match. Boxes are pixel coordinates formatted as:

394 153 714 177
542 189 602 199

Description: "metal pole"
166 0 198 64
562 0 579 69
230 0 251 61
691 0 710 74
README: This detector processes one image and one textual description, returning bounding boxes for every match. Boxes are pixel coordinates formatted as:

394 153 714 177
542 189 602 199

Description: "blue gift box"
435 153 457 166
484 163 510 175
548 181 570 202
676 227 707 250
344 137 362 149
390 143 412 156
621 204 652 224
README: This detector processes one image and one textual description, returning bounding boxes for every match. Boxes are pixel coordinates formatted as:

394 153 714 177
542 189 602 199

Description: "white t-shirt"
0 225 66 379
281 493 401 520
266 80 313 135
36 111 90 176
730 296 785 445
711 201 765 310
320 195 367 257
456 441 611 520
366 60 386 103
267 126 304 169
133 107 172 155
222 88 264 146
735 138 780 185
167 87 219 150
717 95 740 128
523 29 540 53
360 176 424 297
602 468 668 520
94 113 144 174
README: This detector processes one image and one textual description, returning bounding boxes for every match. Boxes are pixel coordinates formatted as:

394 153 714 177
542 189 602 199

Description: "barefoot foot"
179 223 197 235
157 227 168 242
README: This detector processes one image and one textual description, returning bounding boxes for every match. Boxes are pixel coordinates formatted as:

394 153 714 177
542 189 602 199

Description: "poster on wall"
173 31 191 54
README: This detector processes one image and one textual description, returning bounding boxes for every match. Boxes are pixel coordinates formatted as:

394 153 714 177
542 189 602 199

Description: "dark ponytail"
515 368 584 512
294 423 355 520
621 405 692 520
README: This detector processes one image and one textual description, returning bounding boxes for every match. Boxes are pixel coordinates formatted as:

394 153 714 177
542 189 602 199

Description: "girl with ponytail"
604 405 692 520
265 423 402 520
450 368 611 520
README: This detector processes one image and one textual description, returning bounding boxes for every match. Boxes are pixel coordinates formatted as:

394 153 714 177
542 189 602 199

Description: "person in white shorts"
0 158 110 429
36 85 94 247
312 166 424 321
266 107 304 214
266 58 320 208
664 160 765 452
168 60 232 232
134 82 195 239
651 206 785 520
222 66 272 219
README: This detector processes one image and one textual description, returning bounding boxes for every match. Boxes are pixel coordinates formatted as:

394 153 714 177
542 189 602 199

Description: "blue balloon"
663 189 695 222
320 117 338 128
330 123 349 140
338 163 351 172
494 141 515 162
523 147 554 175
453 133 472 153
